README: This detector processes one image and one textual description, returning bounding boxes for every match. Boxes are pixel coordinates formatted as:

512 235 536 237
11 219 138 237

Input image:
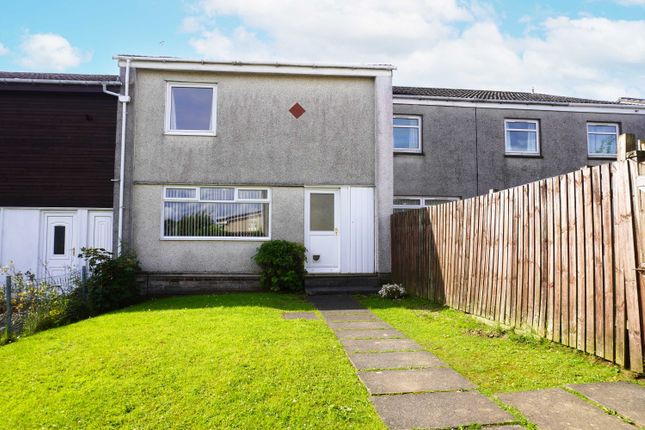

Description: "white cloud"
17 33 90 71
0 42 8 56
184 1 645 100
615 0 645 5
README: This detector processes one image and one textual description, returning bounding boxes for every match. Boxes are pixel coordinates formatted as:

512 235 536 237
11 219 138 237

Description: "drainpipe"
102 59 131 256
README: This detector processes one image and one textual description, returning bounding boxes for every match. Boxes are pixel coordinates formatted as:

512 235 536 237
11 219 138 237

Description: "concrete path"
310 295 515 429
310 295 645 429
498 388 635 430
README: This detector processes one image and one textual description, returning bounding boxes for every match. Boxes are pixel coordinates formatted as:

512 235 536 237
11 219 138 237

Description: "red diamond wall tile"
289 102 306 119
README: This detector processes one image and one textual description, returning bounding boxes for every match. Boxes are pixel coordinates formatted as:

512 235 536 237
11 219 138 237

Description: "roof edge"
0 77 121 86
114 55 395 77
393 93 645 109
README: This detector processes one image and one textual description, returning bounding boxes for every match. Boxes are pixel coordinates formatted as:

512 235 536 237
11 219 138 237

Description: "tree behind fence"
391 158 645 373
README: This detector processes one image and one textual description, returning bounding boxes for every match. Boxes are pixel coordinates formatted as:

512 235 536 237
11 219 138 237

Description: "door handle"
334 227 339 235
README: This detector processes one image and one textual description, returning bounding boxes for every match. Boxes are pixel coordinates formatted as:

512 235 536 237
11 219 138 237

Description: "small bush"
79 247 141 314
253 240 306 292
378 283 406 299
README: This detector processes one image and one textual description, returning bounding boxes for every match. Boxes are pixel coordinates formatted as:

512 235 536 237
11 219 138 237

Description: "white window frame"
504 119 540 156
161 186 271 241
587 122 619 158
164 82 218 136
393 115 422 153
393 196 459 212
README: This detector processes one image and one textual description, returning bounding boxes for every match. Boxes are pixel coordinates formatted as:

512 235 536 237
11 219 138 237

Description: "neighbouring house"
112 55 394 292
0 72 119 277
391 86 645 211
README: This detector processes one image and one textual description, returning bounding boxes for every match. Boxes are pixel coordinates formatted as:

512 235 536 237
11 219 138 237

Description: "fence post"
4 276 12 338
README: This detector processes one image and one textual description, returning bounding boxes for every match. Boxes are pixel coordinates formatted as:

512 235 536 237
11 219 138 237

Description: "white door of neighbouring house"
88 211 113 252
305 188 340 273
43 214 76 277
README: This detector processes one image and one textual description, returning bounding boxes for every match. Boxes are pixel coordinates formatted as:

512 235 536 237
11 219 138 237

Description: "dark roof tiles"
393 86 619 105
0 71 120 82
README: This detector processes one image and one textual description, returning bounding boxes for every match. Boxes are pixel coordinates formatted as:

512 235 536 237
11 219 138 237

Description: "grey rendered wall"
132 70 375 185
393 104 645 199
132 185 303 272
117 67 392 274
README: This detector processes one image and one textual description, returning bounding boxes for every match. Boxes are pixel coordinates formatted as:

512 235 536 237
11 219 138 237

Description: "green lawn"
359 296 638 394
0 293 384 429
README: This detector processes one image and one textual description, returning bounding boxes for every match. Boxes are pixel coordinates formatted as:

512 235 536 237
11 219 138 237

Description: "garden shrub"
378 283 406 299
0 269 71 337
253 240 306 292
79 247 141 314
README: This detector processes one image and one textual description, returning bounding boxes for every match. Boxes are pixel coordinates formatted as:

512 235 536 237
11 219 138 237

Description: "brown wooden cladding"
0 89 117 207
391 160 644 373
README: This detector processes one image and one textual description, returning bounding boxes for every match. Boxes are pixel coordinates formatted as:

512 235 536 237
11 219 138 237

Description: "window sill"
394 151 424 156
587 155 617 160
164 131 217 137
160 236 271 242
504 153 542 159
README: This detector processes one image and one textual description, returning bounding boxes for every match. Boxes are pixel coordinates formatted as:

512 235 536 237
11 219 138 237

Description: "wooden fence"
391 138 645 373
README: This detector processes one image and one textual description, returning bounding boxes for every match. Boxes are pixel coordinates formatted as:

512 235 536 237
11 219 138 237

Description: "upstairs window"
505 119 539 155
393 115 422 153
587 123 618 158
165 83 217 135
163 186 270 240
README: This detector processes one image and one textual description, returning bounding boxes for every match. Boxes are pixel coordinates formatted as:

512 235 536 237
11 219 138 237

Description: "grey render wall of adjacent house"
114 65 392 273
393 103 645 199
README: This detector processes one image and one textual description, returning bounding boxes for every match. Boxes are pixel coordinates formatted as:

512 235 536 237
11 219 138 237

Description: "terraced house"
391 86 645 211
111 56 394 292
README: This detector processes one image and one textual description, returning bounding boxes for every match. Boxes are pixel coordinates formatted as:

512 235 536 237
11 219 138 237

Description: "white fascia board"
115 56 395 77
0 78 121 86
393 97 645 115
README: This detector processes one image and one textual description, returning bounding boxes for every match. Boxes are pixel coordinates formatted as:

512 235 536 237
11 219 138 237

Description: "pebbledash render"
112 55 394 287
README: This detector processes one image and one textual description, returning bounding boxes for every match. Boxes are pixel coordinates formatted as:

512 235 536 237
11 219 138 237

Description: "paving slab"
308 295 365 311
320 309 373 316
349 351 447 370
282 312 319 320
371 391 515 430
342 338 422 353
359 368 475 394
322 312 380 322
328 320 392 330
335 328 406 340
486 426 525 429
498 388 633 430
568 382 645 427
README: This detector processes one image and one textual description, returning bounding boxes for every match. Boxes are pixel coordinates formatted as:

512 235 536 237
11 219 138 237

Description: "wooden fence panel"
391 159 644 372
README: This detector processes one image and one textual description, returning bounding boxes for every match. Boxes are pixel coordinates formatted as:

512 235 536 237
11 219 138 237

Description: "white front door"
44 214 76 277
305 189 340 273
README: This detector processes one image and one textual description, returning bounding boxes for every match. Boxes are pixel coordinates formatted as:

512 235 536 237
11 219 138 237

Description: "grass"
359 295 639 394
0 293 384 429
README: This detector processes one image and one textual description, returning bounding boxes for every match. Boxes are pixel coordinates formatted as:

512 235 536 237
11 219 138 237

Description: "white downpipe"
117 59 131 256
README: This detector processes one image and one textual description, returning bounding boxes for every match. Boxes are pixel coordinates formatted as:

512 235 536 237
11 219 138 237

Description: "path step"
358 368 475 395
305 275 380 295
349 351 447 370
498 388 633 430
306 285 380 295
568 382 645 428
371 391 515 430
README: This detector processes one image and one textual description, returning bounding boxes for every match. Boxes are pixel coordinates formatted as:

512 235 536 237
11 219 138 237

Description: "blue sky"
1 0 644 99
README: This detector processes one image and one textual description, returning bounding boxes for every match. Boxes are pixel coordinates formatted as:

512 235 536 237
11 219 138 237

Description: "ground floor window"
393 196 459 213
162 186 270 239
